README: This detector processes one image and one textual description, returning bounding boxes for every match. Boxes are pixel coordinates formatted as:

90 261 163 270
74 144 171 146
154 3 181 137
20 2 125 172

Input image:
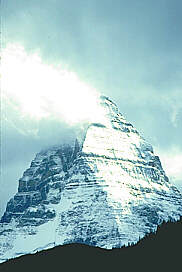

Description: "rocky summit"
0 95 182 263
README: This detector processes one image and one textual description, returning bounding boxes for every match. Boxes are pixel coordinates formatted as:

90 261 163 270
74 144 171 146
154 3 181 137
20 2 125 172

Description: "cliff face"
1 141 80 225
0 96 182 263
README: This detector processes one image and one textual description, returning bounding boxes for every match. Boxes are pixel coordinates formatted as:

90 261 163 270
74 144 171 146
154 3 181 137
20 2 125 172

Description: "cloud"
155 146 182 191
2 44 102 126
162 90 182 128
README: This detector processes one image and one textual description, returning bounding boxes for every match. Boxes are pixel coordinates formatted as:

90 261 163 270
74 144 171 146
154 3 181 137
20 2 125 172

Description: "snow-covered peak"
0 96 182 263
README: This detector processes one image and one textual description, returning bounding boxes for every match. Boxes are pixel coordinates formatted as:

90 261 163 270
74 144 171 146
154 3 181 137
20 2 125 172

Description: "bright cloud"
1 43 102 126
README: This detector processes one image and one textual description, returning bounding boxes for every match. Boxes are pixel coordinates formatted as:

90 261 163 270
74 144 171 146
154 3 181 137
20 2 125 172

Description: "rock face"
0 96 182 263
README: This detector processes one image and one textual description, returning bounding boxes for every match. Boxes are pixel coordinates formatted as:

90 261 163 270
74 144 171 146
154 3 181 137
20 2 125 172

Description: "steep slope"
0 95 182 263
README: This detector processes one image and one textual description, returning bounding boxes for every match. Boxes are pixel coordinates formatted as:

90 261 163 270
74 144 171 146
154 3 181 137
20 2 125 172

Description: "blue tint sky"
1 0 182 215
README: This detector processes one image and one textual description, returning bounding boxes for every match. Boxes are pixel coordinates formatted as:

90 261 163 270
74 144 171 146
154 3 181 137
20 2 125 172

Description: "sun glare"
1 44 102 125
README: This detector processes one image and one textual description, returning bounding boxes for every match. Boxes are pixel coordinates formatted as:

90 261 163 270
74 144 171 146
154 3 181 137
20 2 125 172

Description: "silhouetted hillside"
0 218 181 272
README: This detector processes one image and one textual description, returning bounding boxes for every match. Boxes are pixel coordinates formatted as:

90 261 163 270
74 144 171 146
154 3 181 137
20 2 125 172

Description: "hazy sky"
1 0 182 216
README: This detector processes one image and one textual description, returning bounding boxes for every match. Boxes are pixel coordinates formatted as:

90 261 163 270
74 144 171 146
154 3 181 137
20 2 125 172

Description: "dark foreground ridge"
0 218 181 272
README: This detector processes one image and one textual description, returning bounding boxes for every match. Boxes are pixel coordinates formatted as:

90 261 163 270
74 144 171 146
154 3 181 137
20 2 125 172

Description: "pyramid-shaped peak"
0 95 182 263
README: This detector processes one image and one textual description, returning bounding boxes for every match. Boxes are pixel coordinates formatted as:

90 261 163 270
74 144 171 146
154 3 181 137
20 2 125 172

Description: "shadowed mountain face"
0 96 182 263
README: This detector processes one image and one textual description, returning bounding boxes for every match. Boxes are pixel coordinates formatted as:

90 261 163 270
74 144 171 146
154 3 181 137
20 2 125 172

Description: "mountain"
0 95 182 264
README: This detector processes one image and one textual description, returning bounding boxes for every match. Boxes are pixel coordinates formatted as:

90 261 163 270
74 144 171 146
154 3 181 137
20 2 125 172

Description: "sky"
1 0 182 216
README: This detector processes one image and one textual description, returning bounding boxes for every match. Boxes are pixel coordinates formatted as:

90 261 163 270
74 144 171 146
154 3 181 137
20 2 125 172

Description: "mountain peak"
0 96 182 263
